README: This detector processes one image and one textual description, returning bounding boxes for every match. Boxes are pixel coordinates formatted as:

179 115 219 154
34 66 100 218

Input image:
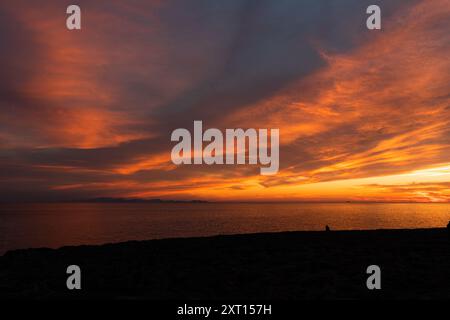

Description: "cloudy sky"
0 0 449 202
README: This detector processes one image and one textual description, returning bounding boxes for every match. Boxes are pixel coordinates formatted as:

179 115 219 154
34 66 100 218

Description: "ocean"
0 202 449 254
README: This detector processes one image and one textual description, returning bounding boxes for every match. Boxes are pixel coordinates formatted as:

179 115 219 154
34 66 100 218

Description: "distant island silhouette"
79 197 209 204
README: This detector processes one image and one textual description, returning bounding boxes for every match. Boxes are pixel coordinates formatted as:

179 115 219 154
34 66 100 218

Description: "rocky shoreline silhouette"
1 228 449 299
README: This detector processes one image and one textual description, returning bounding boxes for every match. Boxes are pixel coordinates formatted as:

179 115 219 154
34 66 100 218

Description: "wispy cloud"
0 0 449 202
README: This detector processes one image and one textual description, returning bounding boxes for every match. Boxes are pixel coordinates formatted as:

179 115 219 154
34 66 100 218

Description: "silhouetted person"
325 225 331 232
447 221 450 240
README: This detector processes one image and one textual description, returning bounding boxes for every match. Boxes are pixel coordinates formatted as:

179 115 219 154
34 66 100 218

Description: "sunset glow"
0 0 449 202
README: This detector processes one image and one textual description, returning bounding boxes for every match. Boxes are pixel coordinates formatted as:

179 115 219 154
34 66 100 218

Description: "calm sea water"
0 203 449 254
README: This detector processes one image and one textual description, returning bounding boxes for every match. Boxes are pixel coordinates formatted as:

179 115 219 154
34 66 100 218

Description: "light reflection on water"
0 202 449 254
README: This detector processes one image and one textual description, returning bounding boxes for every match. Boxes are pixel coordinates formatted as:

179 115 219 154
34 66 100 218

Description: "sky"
0 0 449 202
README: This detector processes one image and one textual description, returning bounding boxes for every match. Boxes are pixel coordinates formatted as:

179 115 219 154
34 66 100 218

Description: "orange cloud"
1 0 449 202
225 0 450 188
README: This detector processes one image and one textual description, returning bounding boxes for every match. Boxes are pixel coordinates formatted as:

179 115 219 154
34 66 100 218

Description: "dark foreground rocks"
0 228 449 299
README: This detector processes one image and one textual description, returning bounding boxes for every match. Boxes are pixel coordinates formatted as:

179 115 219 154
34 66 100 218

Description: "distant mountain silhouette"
82 197 208 203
